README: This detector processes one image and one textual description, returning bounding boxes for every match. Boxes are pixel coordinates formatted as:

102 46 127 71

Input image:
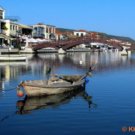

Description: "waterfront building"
90 32 101 40
0 20 10 46
0 7 5 19
4 19 20 37
55 29 68 40
55 29 64 40
4 21 32 37
0 6 33 47
55 28 74 40
0 19 33 46
0 18 19 45
0 7 8 45
19 24 33 36
32 23 56 40
73 30 88 37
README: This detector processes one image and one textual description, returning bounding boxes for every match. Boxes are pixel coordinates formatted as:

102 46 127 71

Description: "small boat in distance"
0 55 27 62
18 72 91 97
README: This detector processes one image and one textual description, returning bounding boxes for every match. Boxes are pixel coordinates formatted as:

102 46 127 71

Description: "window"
0 11 3 19
76 33 79 37
10 25 12 30
46 27 48 33
13 25 15 30
81 33 84 37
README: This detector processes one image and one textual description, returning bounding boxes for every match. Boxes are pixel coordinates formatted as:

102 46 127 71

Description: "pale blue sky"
0 0 135 39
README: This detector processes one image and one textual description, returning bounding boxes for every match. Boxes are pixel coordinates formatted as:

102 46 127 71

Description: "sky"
0 0 135 39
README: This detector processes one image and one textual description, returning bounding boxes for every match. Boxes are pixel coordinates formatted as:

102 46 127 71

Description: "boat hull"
20 75 85 97
23 81 85 97
0 55 26 61
18 75 88 97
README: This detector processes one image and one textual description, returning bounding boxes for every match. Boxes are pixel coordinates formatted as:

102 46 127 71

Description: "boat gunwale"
23 79 85 88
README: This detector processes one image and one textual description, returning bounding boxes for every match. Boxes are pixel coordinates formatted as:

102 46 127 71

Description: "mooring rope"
0 80 21 92
0 87 17 92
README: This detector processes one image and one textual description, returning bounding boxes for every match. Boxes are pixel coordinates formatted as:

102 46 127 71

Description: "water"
0 51 135 135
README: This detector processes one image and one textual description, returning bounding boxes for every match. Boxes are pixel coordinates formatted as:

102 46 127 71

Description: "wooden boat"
0 55 27 61
16 89 92 114
18 74 90 97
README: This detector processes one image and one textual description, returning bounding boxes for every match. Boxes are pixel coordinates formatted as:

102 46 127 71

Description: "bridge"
31 36 134 53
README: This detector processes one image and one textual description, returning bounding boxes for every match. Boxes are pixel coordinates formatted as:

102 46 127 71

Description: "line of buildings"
0 6 101 46
0 7 57 47
0 6 132 49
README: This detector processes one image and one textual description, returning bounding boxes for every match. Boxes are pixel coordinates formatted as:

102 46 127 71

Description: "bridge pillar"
58 48 66 54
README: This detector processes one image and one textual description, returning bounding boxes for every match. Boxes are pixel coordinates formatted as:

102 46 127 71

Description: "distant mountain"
57 28 135 43
98 32 135 43
56 28 75 32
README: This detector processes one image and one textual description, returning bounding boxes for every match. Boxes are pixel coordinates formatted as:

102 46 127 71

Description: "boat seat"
48 79 70 86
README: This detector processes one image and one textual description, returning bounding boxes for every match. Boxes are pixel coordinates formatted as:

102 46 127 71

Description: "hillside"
56 28 75 32
57 28 135 43
98 32 135 43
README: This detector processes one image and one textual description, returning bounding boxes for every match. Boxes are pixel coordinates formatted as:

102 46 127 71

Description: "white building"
32 23 56 40
0 7 9 45
4 19 20 37
73 30 88 37
0 7 6 34
0 7 5 19
0 6 33 47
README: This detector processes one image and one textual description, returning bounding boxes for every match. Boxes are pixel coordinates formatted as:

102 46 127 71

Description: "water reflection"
1 52 135 135
29 52 135 74
16 89 93 115
0 52 135 89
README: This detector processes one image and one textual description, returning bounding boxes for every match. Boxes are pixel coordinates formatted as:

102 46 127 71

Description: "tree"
1 24 8 31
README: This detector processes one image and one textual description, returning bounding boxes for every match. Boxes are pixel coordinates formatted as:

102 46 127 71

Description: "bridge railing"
32 36 133 51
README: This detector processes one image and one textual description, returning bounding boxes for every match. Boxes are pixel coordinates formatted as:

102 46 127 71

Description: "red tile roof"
74 29 88 32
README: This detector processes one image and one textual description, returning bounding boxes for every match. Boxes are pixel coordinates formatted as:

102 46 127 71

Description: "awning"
19 24 33 30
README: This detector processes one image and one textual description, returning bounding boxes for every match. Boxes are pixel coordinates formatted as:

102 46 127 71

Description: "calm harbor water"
0 51 135 135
